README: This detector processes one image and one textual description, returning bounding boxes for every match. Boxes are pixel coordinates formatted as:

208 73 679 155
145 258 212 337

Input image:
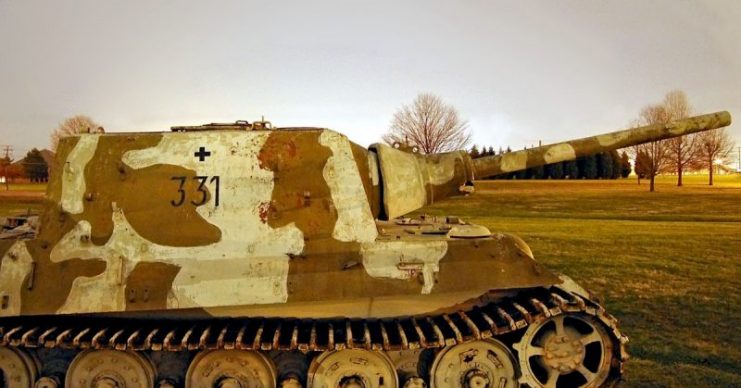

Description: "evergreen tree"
498 146 503 155
487 146 495 156
505 146 512 153
582 155 598 179
22 148 48 182
620 151 631 178
469 145 480 158
546 162 564 179
599 152 613 179
610 150 622 179
530 165 546 179
565 160 579 179
634 150 652 183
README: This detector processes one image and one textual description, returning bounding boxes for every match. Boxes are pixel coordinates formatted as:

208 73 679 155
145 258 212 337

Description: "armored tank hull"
0 111 730 387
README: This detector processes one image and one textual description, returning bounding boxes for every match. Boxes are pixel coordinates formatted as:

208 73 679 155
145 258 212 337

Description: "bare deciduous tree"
631 104 672 192
383 93 471 154
51 115 101 151
697 127 734 185
663 90 698 186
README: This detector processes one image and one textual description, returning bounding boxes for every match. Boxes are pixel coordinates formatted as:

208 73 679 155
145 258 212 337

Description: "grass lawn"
417 174 741 387
0 182 47 192
0 176 739 386
0 182 46 217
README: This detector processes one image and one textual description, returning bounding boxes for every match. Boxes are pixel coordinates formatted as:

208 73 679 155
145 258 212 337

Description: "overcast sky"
1 0 739 158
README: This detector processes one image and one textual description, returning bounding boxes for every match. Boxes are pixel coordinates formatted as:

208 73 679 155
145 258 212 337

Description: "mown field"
1 176 739 386
419 174 741 387
0 182 45 217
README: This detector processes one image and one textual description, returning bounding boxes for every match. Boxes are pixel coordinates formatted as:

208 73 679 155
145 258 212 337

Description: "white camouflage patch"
319 130 378 243
361 240 448 294
0 242 34 316
543 143 577 164
61 134 100 215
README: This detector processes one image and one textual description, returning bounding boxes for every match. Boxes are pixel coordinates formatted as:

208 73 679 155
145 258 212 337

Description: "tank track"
0 286 628 387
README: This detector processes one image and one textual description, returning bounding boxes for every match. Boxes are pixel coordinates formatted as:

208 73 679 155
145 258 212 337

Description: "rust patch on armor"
21 240 106 315
258 131 336 239
258 202 271 223
125 262 181 311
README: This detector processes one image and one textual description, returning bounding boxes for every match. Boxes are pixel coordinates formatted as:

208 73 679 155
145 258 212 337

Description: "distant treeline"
468 146 632 179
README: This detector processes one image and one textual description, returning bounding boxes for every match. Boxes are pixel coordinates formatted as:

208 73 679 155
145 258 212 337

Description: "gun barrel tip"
718 110 732 126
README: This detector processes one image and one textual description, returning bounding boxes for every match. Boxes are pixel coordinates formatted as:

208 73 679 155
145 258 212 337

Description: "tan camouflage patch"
427 154 473 202
125 261 180 311
21 239 106 315
258 130 337 239
285 239 423 304
120 164 222 247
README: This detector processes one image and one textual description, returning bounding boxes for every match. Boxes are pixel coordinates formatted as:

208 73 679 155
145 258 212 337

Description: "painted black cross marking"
194 146 211 162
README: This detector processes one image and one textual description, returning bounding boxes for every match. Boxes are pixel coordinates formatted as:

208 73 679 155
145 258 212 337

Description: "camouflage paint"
124 261 181 311
371 144 473 219
360 240 447 294
319 130 377 243
0 242 34 315
472 111 731 177
0 111 730 319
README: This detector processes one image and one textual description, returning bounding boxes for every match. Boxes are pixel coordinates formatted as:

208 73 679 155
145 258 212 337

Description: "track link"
0 287 628 387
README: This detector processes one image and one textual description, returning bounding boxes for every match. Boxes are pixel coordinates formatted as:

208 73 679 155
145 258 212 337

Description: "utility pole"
0 145 11 189
1 145 12 160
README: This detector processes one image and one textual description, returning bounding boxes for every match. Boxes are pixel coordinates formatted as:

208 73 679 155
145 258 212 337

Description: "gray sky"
1 0 739 158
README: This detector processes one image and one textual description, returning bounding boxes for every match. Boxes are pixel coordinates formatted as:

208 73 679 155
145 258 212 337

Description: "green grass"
1 176 739 386
0 183 46 216
418 174 741 387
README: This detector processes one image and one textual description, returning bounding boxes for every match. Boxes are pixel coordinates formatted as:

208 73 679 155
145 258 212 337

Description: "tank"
0 111 731 388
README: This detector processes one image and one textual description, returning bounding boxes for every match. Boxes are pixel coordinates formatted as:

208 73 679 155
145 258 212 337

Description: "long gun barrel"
472 111 731 178
371 111 731 219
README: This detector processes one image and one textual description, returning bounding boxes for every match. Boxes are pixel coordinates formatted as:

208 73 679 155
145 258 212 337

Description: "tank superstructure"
0 111 731 387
